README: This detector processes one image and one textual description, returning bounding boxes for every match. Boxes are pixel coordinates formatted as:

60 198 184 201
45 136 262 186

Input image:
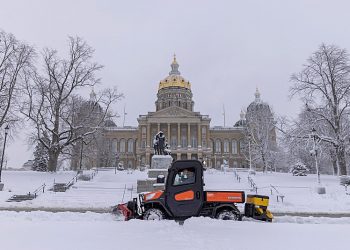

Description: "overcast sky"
2 0 350 168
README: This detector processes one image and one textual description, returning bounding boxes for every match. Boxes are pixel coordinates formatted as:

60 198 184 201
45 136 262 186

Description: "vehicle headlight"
145 193 156 200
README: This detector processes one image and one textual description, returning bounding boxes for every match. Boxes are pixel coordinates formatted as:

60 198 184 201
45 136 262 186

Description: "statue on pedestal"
153 131 171 155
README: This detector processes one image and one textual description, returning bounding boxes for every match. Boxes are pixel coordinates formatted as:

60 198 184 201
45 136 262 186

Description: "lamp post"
78 138 87 174
0 125 10 186
311 128 325 194
311 128 321 184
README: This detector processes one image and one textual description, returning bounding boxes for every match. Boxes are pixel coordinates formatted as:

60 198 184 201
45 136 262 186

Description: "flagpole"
123 105 127 127
222 104 226 127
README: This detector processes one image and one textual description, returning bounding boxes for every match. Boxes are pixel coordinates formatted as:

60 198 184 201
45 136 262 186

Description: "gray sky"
1 0 350 168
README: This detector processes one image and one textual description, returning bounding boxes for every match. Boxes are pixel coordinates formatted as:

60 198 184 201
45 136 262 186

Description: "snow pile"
0 211 349 250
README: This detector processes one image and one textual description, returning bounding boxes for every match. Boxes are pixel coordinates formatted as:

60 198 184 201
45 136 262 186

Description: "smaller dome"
234 110 247 127
234 119 246 127
247 88 271 114
104 119 116 127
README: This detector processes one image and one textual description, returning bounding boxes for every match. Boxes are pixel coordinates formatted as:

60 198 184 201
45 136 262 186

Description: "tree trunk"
330 149 338 176
337 145 347 176
261 152 267 173
48 151 59 172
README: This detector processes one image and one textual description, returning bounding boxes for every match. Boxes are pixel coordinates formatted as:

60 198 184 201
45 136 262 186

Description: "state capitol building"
102 56 269 169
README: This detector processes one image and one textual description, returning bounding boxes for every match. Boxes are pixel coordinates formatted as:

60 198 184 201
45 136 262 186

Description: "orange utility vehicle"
114 160 273 222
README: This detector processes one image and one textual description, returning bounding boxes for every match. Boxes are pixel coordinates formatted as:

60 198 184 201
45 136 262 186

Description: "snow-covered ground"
1 168 350 214
1 169 350 250
1 211 350 250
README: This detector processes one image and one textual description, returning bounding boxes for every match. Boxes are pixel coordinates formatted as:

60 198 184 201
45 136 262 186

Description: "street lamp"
311 128 325 194
0 125 10 187
79 138 87 173
311 128 320 184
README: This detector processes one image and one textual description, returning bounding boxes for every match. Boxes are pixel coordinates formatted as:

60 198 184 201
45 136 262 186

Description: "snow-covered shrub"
290 162 309 176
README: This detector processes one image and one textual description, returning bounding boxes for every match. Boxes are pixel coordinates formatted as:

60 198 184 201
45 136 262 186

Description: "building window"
127 139 134 153
181 136 187 148
141 127 146 137
224 139 229 153
191 137 197 148
111 139 117 152
239 139 244 154
210 139 214 151
141 140 146 149
171 137 177 149
215 139 221 153
232 139 238 154
202 139 207 148
120 139 126 153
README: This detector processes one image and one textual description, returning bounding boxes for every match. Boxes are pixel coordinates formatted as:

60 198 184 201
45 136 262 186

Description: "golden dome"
158 55 191 90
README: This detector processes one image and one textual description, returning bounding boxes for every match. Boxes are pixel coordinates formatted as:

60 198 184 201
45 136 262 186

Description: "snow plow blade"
111 198 139 221
112 203 132 221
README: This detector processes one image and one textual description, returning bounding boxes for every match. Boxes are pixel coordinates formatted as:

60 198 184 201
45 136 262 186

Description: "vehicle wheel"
216 210 240 221
143 208 165 220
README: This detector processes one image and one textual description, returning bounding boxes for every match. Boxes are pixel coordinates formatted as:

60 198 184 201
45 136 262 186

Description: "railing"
65 173 80 189
32 183 46 198
247 176 258 193
270 185 285 202
233 170 241 183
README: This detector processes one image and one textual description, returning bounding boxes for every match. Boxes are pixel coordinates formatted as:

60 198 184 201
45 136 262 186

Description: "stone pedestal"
151 155 173 169
137 155 173 193
0 182 4 191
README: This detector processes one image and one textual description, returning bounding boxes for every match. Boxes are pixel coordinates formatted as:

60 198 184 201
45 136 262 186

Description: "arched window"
215 139 221 153
127 139 134 153
224 139 229 153
119 139 126 153
239 139 244 154
111 139 117 153
232 139 238 154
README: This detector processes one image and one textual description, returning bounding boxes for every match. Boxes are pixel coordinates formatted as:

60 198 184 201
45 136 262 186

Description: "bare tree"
21 37 123 171
281 109 336 175
291 44 350 176
0 30 34 128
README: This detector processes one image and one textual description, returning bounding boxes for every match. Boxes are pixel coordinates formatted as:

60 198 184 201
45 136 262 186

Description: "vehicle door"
165 160 204 218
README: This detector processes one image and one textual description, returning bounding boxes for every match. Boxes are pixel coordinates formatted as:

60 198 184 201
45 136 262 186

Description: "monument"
137 131 173 193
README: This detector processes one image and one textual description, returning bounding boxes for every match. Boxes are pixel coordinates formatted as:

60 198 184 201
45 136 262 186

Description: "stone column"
147 124 151 147
177 123 181 148
167 123 171 142
207 125 210 149
197 123 201 148
157 123 160 132
187 123 191 148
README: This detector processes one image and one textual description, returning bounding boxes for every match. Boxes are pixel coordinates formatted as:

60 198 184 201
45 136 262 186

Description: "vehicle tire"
143 208 165 220
216 209 240 221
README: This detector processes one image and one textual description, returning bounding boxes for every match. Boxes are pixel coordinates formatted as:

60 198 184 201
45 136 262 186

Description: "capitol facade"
102 56 260 169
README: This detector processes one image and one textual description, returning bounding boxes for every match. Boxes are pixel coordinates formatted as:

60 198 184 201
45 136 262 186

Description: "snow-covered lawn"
1 168 350 214
1 211 349 250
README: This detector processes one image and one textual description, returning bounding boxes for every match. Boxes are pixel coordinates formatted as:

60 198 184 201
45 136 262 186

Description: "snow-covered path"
1 211 349 250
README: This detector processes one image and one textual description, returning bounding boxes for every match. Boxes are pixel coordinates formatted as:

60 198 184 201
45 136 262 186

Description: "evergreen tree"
32 142 48 171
